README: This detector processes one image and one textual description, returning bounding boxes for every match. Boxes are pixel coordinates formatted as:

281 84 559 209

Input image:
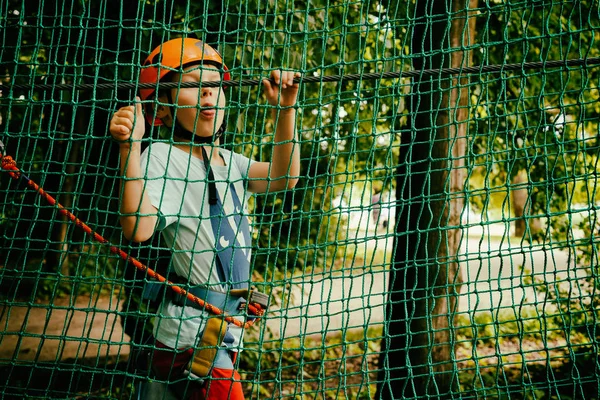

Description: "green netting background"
1 0 600 399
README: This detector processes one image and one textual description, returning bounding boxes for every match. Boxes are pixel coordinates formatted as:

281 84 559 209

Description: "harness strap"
209 181 251 290
170 285 247 314
200 146 218 205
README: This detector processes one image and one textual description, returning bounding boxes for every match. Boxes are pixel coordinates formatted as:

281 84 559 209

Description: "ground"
1 293 598 399
0 294 130 364
1 227 598 398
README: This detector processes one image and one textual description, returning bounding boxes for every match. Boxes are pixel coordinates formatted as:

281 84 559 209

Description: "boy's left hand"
263 70 301 108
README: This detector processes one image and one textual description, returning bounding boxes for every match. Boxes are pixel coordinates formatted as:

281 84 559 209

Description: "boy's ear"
155 105 170 120
154 95 170 119
152 96 171 119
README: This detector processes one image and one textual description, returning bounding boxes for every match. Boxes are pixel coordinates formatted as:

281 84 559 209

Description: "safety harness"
1 138 269 399
0 140 268 329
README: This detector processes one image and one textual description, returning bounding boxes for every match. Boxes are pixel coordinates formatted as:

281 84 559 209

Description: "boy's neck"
175 142 224 165
165 119 224 164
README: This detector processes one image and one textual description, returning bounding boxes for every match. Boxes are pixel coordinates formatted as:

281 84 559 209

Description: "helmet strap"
171 118 226 145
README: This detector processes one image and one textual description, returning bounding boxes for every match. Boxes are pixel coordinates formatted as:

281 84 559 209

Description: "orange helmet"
139 38 231 125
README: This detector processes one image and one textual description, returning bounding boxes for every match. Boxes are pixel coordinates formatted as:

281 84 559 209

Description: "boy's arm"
248 70 301 193
110 98 158 242
117 142 158 242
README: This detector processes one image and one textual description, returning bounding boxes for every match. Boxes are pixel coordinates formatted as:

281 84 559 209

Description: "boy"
109 38 300 399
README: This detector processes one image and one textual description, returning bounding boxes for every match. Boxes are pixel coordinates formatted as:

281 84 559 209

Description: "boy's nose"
201 88 214 97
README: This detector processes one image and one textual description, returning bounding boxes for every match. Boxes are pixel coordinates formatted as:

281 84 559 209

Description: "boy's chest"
167 160 245 216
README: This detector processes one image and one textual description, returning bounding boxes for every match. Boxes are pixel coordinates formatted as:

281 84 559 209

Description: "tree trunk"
512 170 527 237
56 136 82 277
511 170 541 238
377 1 477 398
50 97 87 277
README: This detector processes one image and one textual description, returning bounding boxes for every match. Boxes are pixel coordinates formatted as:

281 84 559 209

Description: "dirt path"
0 293 130 363
3 229 561 364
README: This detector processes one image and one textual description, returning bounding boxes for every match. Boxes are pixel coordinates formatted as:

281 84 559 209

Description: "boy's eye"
181 71 220 83
200 72 221 82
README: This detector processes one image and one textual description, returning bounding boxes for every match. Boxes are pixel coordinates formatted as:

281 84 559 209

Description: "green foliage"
0 0 402 285
466 2 600 374
468 0 600 235
2 0 600 398
455 306 598 399
213 0 404 275
456 307 552 347
240 325 383 399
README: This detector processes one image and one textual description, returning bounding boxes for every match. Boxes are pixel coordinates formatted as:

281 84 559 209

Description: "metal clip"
249 290 269 309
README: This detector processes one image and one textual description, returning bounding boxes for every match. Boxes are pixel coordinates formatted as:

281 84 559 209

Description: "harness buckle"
248 289 269 309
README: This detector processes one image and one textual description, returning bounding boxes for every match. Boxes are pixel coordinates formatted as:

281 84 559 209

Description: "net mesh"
1 1 599 399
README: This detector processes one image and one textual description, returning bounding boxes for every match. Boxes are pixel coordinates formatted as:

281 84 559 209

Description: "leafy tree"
469 0 600 242
0 0 403 383
469 0 600 387
0 0 402 280
10 0 598 397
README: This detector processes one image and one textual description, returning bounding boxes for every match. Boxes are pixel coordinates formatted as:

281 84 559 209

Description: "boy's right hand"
109 96 145 144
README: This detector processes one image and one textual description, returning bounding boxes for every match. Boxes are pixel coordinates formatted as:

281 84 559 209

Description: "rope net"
1 1 599 399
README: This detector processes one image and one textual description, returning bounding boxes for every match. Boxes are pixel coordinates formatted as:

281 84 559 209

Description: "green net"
1 1 600 399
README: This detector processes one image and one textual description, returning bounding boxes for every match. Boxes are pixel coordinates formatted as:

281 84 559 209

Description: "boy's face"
163 64 227 138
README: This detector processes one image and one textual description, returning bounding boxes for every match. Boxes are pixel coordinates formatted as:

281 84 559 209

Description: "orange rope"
1 154 264 329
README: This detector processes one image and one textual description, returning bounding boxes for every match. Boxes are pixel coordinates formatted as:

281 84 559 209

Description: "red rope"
1 155 264 329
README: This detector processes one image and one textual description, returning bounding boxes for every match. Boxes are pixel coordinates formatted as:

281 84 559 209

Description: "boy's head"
139 38 230 141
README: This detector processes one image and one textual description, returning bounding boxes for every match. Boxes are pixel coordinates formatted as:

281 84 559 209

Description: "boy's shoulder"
221 146 254 160
142 141 172 158
220 147 254 167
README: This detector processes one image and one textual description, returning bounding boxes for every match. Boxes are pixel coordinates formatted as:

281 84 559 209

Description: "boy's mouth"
199 108 216 119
